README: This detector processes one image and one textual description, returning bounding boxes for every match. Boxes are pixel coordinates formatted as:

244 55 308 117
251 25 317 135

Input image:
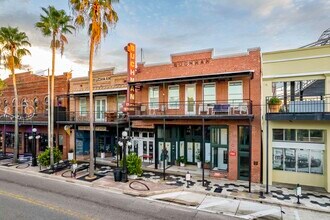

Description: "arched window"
33 97 39 113
12 98 16 108
4 99 8 107
22 98 27 114
44 96 48 112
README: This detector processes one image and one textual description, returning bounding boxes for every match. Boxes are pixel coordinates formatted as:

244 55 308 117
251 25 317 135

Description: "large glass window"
168 85 179 109
273 148 324 174
117 95 126 113
228 81 242 101
79 97 87 116
203 83 215 104
273 129 324 143
149 86 159 109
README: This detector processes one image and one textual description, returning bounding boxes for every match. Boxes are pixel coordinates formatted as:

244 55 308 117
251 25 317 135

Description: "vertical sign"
125 43 136 108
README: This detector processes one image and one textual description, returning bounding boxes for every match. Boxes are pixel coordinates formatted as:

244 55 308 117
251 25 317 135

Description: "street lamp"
28 128 40 166
118 130 131 182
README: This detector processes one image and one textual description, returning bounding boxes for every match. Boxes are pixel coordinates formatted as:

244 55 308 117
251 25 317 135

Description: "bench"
39 160 71 174
71 163 89 178
213 104 230 114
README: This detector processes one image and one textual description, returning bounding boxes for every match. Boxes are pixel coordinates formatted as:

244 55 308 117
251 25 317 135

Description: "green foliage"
38 147 62 166
125 152 143 176
268 97 281 105
177 156 186 164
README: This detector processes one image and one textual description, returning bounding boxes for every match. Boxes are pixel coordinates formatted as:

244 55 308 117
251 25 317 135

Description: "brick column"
228 124 238 180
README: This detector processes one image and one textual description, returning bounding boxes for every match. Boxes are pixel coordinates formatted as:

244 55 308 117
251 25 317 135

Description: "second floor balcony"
56 110 127 124
266 95 330 120
128 99 253 120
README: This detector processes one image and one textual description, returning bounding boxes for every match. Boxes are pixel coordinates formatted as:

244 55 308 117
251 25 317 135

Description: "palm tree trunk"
50 34 56 166
11 53 19 163
88 37 95 178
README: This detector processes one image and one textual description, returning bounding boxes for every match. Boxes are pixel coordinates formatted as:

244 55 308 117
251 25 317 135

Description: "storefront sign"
229 150 236 157
173 58 210 67
78 126 107 131
125 42 136 106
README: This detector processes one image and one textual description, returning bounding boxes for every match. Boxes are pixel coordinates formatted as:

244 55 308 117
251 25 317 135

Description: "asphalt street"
0 169 235 220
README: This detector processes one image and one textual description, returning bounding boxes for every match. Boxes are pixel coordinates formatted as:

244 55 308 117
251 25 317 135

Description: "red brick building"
128 48 262 182
0 71 72 157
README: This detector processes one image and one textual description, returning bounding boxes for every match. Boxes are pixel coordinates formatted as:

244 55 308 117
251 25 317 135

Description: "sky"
0 0 329 78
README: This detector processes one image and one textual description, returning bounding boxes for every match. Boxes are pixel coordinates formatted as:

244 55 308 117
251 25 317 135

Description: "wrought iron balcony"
56 111 127 123
127 100 252 118
266 95 330 120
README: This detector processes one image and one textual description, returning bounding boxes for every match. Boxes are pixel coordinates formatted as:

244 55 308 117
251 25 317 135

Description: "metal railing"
266 95 330 113
56 111 127 122
127 99 252 116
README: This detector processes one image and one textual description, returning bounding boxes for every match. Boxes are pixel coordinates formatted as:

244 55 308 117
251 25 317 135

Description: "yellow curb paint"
0 190 92 220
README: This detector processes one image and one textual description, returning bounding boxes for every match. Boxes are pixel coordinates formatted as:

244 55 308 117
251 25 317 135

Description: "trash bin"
114 168 122 182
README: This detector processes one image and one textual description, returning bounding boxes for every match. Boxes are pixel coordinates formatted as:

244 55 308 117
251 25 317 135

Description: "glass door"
95 97 106 122
210 126 228 170
185 84 196 115
238 126 250 180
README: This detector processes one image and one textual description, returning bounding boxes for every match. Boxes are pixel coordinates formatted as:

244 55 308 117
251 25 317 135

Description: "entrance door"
238 126 250 180
210 127 228 170
185 84 196 115
95 97 106 122
24 133 32 154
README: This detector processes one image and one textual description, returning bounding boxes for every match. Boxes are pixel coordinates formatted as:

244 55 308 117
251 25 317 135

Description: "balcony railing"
266 95 330 114
56 111 127 123
128 100 252 116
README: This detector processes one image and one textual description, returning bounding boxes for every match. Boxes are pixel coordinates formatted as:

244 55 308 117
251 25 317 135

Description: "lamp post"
118 130 132 183
29 128 40 166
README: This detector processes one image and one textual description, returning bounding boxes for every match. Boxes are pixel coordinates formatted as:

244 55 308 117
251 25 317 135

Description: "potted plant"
178 156 186 167
68 149 74 160
268 97 282 113
196 153 202 169
100 149 105 159
125 152 143 179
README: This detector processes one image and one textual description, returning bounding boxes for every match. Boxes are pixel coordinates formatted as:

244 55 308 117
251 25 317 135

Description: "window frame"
79 97 87 116
203 82 216 104
168 85 180 109
228 80 243 102
149 86 159 110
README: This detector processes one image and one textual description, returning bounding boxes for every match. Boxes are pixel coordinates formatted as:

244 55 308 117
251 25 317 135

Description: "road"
0 169 235 220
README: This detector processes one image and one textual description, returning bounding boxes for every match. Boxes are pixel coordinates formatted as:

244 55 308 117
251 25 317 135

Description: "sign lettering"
125 42 136 107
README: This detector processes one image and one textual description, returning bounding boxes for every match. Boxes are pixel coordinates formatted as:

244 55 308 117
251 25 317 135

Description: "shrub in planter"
178 156 186 167
121 152 143 176
38 147 62 167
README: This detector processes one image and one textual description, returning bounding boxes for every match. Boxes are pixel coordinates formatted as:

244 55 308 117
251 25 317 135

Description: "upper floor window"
149 86 159 109
22 98 27 114
273 129 324 143
203 83 215 104
117 95 126 113
168 85 179 109
272 80 325 98
228 81 242 102
44 97 48 112
79 97 87 116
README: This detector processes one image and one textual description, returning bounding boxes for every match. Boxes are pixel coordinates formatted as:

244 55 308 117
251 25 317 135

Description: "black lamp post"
118 130 132 183
29 128 40 167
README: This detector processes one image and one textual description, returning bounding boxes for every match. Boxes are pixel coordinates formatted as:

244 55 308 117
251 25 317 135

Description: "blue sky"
0 0 329 77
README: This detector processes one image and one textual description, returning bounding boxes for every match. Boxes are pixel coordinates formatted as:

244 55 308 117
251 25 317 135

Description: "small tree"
38 147 62 167
121 152 143 176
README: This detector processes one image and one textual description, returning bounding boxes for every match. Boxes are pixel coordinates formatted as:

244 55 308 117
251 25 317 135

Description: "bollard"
186 171 191 188
296 184 302 204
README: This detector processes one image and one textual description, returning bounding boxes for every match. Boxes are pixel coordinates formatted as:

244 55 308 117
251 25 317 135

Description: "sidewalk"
1 157 330 219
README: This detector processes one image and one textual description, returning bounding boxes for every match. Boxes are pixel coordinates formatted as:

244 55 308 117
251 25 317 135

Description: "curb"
123 187 182 197
183 188 330 214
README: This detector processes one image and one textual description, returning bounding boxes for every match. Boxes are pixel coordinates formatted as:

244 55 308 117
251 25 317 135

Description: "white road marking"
239 208 280 220
294 210 301 220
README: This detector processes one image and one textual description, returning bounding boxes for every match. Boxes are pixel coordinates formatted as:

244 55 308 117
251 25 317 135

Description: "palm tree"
0 26 31 162
69 0 119 178
36 6 75 166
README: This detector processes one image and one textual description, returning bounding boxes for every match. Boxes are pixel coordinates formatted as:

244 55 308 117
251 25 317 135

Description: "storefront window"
168 85 179 109
310 130 323 143
297 130 309 142
273 129 284 141
211 128 220 145
310 150 323 174
284 148 296 172
273 149 283 170
297 149 309 173
284 129 296 141
273 148 324 174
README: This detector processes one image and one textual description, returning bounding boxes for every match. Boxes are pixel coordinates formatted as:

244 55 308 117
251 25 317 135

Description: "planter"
268 104 281 113
180 162 185 167
68 152 74 161
128 174 138 180
101 152 105 159
197 161 202 169
204 163 211 169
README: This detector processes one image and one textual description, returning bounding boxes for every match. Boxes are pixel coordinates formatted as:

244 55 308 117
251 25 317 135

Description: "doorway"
238 125 250 180
95 97 107 122
210 126 228 170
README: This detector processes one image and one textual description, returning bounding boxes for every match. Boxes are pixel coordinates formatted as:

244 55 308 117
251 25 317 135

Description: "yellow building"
262 45 330 192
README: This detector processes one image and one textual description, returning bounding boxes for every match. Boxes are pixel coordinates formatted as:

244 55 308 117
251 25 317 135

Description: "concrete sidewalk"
148 191 330 220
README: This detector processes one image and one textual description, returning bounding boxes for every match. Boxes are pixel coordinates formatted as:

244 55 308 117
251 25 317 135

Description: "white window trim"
149 86 159 110
272 142 325 151
228 80 243 102
168 85 180 110
95 96 107 121
203 82 216 104
79 97 87 116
